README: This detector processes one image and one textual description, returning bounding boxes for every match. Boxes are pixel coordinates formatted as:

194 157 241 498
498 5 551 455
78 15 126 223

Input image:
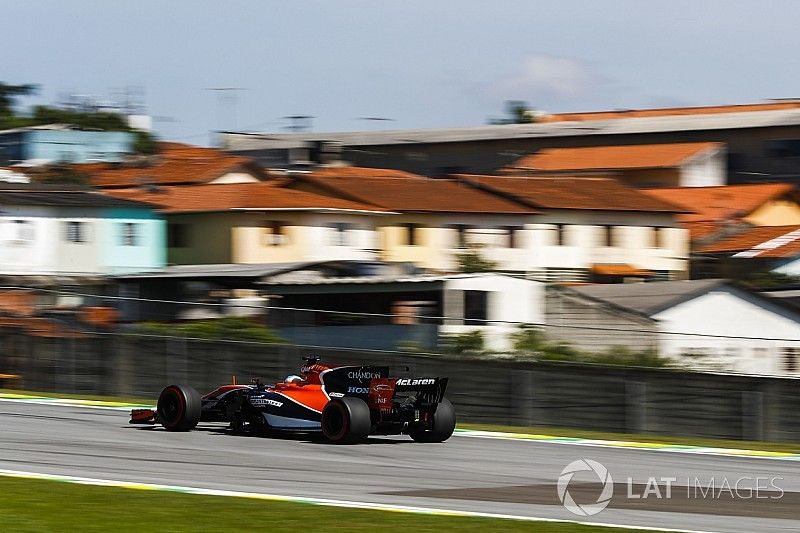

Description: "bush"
440 330 485 355
136 317 286 344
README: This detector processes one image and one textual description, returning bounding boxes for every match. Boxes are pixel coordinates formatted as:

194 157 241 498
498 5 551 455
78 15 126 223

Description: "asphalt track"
2 400 800 533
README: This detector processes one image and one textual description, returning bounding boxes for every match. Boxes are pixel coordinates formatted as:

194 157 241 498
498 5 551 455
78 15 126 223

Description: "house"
498 142 726 188
454 174 689 281
279 170 539 273
78 142 272 189
0 184 165 277
642 183 800 244
0 124 134 165
222 100 800 182
570 279 800 376
260 272 543 351
104 182 389 266
693 225 800 278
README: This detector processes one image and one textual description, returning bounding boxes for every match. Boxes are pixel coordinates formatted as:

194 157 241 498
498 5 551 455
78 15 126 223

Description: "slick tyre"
157 384 201 432
321 397 371 444
409 398 456 443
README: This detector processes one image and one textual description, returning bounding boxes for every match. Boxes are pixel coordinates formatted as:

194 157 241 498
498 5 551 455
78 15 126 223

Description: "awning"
591 264 652 277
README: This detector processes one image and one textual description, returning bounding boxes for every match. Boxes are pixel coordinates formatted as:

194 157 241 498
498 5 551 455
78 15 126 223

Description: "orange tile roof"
698 225 800 258
0 316 84 338
643 183 797 223
79 142 268 188
454 175 685 212
538 101 800 123
286 173 536 214
502 143 723 173
104 182 388 214
309 166 425 179
0 290 37 317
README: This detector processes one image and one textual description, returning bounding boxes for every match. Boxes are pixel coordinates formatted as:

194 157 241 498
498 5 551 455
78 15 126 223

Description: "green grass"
0 477 648 533
459 423 800 453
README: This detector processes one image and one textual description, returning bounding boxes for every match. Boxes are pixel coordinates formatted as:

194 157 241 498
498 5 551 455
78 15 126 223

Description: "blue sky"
4 1 800 144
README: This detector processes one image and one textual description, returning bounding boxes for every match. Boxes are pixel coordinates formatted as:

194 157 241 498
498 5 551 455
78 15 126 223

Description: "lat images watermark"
557 458 784 517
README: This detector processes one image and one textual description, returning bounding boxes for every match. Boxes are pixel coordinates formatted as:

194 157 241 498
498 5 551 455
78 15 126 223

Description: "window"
464 290 488 326
451 224 470 249
329 222 351 246
783 348 798 373
119 222 140 246
10 219 34 242
167 223 188 248
263 221 287 246
653 227 666 248
64 221 88 243
402 223 421 246
505 226 521 248
601 225 615 247
554 224 567 246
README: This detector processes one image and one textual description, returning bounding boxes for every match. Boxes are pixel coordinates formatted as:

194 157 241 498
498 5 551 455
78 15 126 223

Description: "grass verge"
0 477 649 533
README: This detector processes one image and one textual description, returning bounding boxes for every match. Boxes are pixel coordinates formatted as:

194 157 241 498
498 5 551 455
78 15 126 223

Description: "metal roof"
258 272 508 286
571 279 728 316
116 262 321 279
221 109 800 150
0 189 155 209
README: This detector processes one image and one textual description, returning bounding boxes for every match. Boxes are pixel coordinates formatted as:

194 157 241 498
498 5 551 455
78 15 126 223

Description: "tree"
488 100 538 125
455 244 498 273
0 82 38 117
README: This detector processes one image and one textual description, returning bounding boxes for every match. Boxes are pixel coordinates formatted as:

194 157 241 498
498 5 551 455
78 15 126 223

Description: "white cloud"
490 54 605 101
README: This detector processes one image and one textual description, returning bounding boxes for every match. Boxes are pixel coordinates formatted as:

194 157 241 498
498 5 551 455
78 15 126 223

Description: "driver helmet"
284 374 304 384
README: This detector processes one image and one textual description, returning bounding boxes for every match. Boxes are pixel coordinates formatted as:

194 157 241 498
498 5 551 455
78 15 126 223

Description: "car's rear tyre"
321 397 371 444
409 398 456 443
157 384 201 432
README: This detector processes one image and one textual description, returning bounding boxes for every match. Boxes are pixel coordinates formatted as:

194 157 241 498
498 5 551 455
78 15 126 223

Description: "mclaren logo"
396 378 435 386
347 370 382 379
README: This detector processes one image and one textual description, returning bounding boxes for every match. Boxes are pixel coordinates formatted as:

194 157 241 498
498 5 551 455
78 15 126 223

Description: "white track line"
0 468 717 533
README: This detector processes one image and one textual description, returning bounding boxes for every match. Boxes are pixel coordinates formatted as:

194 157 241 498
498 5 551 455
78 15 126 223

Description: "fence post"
741 390 764 441
625 381 647 434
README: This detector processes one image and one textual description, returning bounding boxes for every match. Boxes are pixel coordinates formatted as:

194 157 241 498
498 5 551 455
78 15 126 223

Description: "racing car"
130 357 455 444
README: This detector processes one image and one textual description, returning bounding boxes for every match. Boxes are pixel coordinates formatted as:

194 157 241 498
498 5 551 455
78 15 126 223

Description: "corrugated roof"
116 262 320 279
454 175 685 212
0 187 155 209
221 107 800 149
643 183 797 223
572 279 728 315
698 225 800 258
104 182 389 214
502 142 722 173
286 173 536 214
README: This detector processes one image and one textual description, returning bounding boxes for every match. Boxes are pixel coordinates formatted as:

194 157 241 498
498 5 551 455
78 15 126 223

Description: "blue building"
0 125 134 165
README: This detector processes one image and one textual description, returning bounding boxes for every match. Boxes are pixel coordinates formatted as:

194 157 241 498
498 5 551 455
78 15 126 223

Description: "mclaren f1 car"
130 357 455 444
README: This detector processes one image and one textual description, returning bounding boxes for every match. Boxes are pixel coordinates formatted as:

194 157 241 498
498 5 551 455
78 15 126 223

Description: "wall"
25 130 133 164
679 147 727 187
545 286 659 353
746 198 800 226
166 213 235 264
101 208 166 274
0 206 60 274
5 331 800 442
654 287 800 375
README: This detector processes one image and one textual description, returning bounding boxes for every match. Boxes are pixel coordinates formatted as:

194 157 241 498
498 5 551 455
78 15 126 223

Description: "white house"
573 279 800 376
0 185 165 276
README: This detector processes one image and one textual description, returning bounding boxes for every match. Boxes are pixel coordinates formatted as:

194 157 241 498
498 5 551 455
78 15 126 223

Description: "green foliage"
510 325 669 367
31 165 91 186
488 100 538 125
136 317 286 344
455 245 498 273
440 330 485 355
0 80 158 154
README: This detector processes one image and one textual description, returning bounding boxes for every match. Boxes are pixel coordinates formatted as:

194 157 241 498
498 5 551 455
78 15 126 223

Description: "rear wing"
394 377 448 405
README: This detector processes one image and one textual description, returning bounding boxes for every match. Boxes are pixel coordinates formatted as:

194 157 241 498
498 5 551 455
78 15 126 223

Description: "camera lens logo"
557 459 614 516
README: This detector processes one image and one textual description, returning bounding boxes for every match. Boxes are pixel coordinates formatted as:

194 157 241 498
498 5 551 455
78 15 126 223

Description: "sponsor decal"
329 392 344 397
396 378 435 386
372 384 391 391
250 397 283 408
347 387 369 394
347 370 382 380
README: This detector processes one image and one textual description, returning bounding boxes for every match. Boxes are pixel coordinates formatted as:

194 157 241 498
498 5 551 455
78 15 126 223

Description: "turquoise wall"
102 208 166 274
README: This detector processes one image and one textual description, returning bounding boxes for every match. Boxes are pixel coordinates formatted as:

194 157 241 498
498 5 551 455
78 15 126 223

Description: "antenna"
205 87 247 145
282 115 315 133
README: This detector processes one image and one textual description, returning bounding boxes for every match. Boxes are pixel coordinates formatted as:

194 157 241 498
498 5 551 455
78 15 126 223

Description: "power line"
4 285 800 343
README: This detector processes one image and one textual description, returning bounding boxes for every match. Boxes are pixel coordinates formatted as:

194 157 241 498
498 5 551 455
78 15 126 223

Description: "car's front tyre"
157 384 201 432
